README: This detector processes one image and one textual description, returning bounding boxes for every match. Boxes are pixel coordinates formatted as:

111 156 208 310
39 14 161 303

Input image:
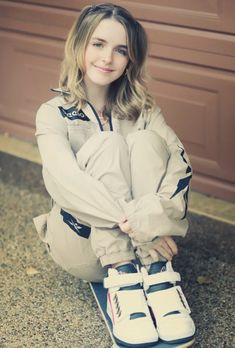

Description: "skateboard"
90 282 195 348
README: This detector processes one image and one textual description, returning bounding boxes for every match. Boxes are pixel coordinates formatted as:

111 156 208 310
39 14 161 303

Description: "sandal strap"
142 271 181 287
104 272 143 289
147 285 191 319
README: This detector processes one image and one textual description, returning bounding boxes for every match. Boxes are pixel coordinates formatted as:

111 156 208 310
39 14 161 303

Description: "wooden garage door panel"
146 22 235 71
148 58 235 183
9 0 82 9
8 0 221 12
0 31 62 138
0 1 75 40
6 0 235 34
150 80 218 152
116 0 235 34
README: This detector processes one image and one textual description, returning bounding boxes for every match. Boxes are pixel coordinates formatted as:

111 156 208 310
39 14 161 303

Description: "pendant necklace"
97 107 108 127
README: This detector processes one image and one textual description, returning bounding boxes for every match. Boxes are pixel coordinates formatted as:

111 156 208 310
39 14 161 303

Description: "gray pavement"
0 152 234 348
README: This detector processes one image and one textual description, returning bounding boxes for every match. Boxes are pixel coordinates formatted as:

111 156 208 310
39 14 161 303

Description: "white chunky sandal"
142 262 196 344
103 266 159 347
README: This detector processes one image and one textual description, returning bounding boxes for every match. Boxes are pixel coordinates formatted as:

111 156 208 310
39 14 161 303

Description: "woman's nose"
101 49 113 63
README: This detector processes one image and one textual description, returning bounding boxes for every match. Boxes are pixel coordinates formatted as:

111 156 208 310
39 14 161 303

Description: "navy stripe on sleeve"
60 209 91 239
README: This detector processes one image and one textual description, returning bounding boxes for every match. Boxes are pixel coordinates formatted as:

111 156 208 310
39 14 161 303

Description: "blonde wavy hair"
59 3 155 121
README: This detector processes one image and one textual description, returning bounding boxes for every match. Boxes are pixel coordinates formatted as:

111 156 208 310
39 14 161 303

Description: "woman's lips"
94 65 113 73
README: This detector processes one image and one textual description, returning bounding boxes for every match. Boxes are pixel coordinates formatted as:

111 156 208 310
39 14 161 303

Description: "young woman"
34 3 195 347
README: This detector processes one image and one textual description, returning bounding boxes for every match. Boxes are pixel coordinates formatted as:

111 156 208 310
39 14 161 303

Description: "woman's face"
84 18 129 88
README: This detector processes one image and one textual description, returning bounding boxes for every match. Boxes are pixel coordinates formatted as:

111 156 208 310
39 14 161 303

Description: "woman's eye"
116 48 128 56
93 42 103 48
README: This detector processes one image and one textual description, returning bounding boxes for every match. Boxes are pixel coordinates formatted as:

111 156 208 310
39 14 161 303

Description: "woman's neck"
84 77 109 112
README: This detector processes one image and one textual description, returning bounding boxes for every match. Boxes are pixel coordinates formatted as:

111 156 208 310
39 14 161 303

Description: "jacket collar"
52 87 119 131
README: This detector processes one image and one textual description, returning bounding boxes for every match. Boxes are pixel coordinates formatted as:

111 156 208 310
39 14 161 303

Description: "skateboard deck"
90 282 195 348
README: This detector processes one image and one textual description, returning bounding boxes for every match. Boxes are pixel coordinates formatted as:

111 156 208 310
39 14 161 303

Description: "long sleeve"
122 107 192 242
36 102 125 228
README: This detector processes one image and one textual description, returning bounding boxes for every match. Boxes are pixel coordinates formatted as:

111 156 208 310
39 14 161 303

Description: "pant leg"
76 131 136 267
126 130 170 265
34 205 107 282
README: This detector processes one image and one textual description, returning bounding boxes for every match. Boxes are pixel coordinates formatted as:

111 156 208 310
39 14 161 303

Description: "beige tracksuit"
33 91 192 282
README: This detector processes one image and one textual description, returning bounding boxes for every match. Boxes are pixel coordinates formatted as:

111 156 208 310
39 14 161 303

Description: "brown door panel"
148 58 235 184
3 0 235 35
0 31 62 140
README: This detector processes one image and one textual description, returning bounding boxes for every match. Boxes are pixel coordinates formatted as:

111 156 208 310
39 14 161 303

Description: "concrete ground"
0 150 235 348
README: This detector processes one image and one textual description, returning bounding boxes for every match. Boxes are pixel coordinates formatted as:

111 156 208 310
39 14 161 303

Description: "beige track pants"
36 130 169 282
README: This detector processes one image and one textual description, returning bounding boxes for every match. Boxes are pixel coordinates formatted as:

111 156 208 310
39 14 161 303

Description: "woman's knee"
76 132 128 170
127 130 169 156
103 132 127 149
89 131 127 147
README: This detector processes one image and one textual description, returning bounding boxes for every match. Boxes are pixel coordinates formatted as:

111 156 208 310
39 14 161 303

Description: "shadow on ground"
0 152 234 348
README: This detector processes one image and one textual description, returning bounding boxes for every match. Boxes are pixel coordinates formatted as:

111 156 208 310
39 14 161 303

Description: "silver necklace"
97 108 108 126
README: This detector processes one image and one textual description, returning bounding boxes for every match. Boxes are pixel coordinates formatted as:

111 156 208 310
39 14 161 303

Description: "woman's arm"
36 102 125 228
120 107 192 242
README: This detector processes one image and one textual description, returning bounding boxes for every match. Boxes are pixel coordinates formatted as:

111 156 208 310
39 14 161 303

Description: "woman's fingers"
155 245 173 261
149 237 178 261
118 220 133 234
118 221 128 233
149 248 159 261
162 239 174 258
156 239 173 260
163 236 178 256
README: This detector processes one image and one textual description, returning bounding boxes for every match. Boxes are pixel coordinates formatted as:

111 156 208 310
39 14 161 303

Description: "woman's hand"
149 236 178 261
119 220 178 261
118 219 135 238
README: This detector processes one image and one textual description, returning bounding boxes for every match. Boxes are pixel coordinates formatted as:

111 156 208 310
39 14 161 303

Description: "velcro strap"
104 273 142 289
143 271 181 287
147 285 191 319
112 289 148 320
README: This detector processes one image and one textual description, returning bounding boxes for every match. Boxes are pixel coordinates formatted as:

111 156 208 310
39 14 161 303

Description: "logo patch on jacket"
60 209 91 239
58 106 90 121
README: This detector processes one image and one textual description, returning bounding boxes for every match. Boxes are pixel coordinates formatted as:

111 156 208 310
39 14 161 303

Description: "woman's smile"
93 64 114 73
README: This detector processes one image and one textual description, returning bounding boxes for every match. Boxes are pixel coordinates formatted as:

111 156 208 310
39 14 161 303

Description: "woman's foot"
104 262 159 347
142 261 196 344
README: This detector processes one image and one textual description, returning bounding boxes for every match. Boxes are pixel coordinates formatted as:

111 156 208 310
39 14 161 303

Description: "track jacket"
35 90 192 242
